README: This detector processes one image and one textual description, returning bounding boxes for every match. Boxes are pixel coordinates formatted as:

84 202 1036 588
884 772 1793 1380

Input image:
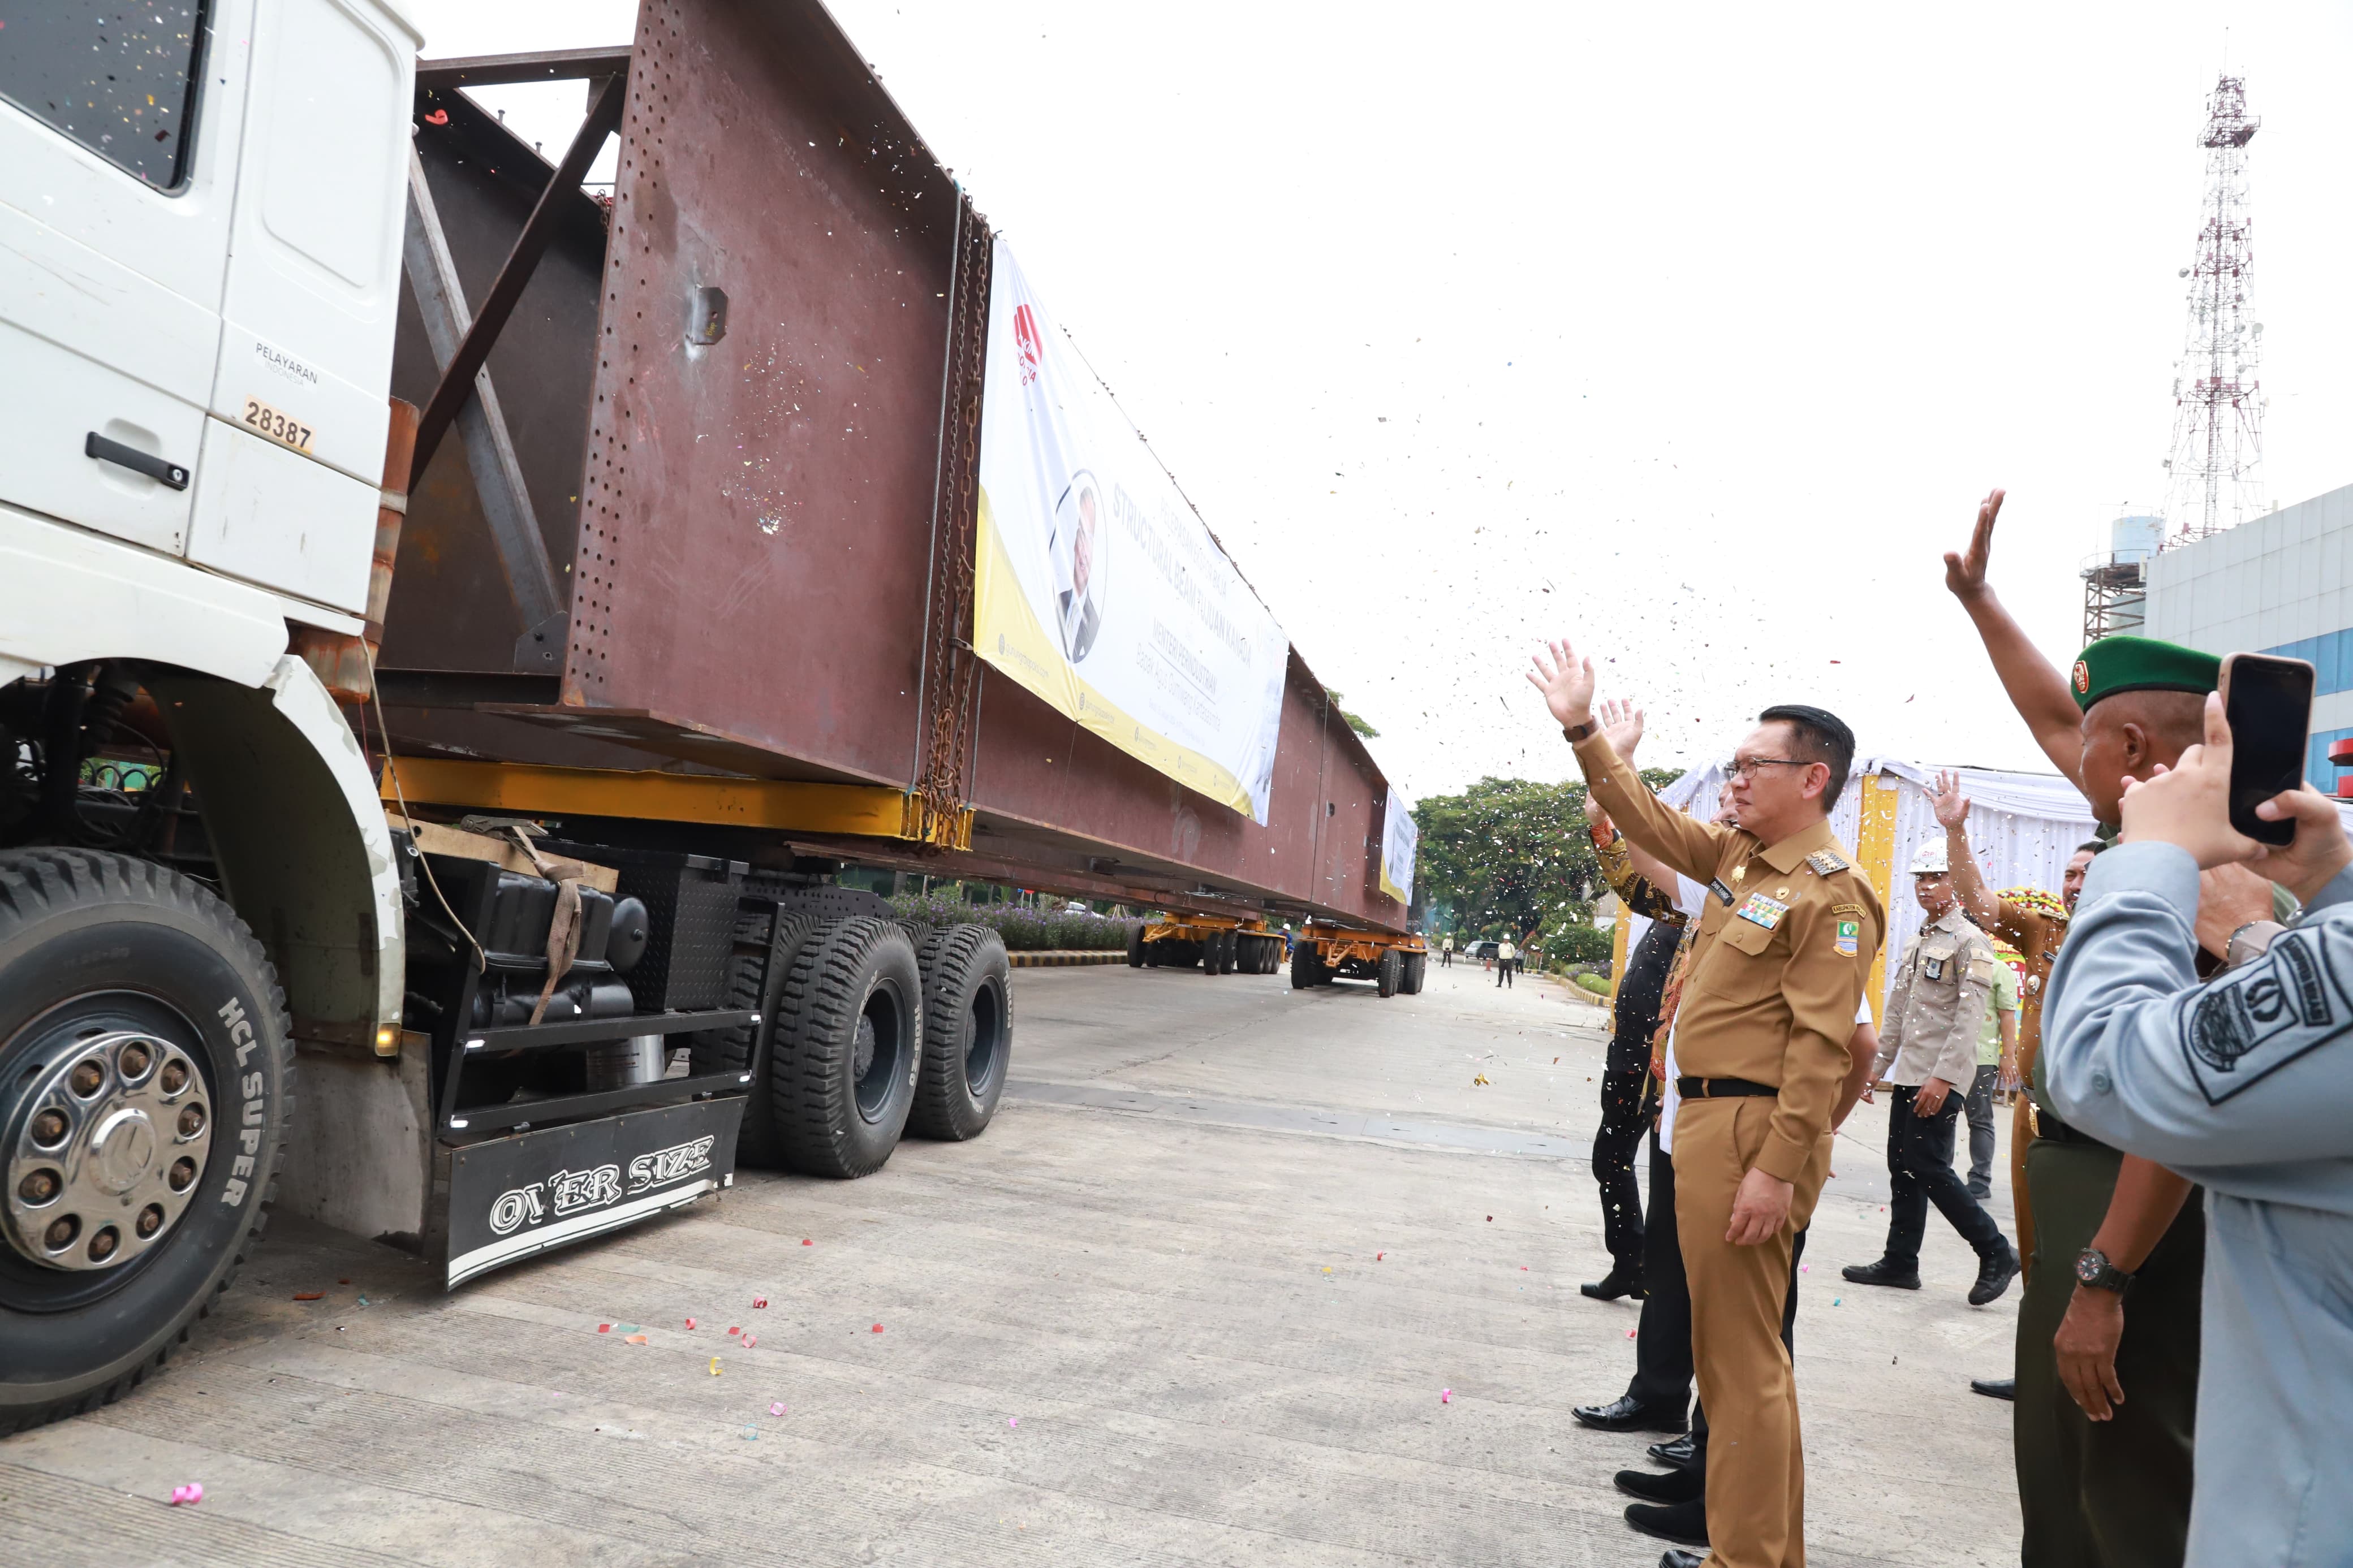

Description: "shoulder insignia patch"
2182 926 2348 1103
1805 849 1850 876
1831 901 1866 919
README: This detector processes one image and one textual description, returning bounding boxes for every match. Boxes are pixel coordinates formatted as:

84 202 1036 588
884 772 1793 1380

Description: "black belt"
2029 1103 2113 1152
1678 1076 1778 1100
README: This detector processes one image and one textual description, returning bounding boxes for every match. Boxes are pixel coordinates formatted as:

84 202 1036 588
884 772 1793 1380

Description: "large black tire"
1377 948 1402 997
769 917 923 1178
687 906 820 1168
908 923 1011 1141
0 850 291 1436
1402 952 1427 994
1290 940 1320 989
1203 930 1227 977
1126 923 1145 968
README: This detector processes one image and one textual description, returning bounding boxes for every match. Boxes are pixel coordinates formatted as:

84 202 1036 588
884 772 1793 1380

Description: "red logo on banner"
1014 303 1041 383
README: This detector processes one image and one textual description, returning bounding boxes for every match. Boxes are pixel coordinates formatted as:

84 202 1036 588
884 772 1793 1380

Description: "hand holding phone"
2222 653 2315 846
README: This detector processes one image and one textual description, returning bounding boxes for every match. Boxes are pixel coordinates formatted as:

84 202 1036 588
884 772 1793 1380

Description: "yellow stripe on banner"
973 486 1261 821
1609 913 1629 1004
376 757 972 848
1854 770 1903 1028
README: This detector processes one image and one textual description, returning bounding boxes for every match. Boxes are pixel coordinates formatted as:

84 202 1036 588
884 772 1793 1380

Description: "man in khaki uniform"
1529 638 1883 1568
1844 839 2022 1303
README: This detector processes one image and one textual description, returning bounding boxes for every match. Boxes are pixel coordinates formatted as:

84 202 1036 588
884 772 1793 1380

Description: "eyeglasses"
1721 757 1812 780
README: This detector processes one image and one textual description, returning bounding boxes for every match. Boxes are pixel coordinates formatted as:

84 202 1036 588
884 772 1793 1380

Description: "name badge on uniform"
1709 878 1735 906
1735 892 1789 931
1924 956 1946 980
1835 919 1860 957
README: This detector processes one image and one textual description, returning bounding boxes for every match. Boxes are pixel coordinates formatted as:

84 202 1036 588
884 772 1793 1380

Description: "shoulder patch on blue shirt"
2181 927 2351 1103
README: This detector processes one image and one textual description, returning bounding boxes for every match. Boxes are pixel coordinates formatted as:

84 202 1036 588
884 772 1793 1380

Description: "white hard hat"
1909 839 1949 876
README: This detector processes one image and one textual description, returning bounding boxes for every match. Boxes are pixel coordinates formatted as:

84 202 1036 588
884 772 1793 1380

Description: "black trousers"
1884 1083 2006 1267
1591 1069 1653 1272
1496 957 1514 987
1624 1130 1805 1449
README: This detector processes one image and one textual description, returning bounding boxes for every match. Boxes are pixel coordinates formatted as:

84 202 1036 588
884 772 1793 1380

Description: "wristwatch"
2074 1247 2134 1294
1563 720 1594 742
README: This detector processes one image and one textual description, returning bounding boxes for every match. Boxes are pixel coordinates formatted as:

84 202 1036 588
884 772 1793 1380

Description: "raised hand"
1943 488 2006 601
1596 697 1645 761
1525 638 1597 733
2252 785 2353 904
1932 769 1971 832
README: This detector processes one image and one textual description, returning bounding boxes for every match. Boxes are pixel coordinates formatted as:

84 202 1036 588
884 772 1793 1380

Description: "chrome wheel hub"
6 1031 209 1271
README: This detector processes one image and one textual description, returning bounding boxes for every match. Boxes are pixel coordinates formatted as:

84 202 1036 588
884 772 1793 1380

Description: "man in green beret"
1945 490 2283 1568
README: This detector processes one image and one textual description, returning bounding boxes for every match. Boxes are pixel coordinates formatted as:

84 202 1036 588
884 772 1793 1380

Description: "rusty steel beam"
381 0 1417 932
399 150 566 654
411 72 625 491
415 47 634 92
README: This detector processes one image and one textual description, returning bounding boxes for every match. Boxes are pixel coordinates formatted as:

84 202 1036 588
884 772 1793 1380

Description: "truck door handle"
85 432 189 491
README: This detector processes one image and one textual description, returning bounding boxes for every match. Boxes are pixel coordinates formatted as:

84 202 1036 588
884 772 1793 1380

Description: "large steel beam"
410 73 625 490
415 47 634 92
399 151 566 661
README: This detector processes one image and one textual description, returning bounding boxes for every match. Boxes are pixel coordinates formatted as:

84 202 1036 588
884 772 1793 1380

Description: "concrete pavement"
0 960 2020 1566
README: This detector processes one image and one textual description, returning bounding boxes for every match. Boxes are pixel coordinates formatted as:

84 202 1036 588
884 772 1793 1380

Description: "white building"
2144 482 2353 791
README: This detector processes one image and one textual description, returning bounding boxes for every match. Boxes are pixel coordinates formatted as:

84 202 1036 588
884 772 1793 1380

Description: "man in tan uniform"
1529 638 1884 1568
1844 839 2021 1303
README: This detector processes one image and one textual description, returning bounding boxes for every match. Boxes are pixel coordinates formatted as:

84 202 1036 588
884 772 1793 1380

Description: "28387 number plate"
241 396 314 454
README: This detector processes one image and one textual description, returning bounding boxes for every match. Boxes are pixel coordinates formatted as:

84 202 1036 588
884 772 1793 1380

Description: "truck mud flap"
443 1097 744 1288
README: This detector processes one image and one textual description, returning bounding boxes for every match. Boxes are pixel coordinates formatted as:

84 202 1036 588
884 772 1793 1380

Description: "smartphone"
2220 653 2315 846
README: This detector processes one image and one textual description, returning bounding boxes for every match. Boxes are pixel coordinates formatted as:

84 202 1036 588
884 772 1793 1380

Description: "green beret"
2068 635 2221 711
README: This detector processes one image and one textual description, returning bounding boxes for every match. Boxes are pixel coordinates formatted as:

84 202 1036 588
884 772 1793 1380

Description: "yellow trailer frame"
1130 913 1283 976
1291 921 1429 999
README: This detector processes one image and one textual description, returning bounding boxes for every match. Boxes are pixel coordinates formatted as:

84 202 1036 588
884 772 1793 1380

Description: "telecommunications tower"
2162 73 2264 541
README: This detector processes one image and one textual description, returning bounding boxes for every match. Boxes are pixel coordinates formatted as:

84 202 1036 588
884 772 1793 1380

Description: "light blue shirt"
2043 840 2353 1567
2042 842 2353 1215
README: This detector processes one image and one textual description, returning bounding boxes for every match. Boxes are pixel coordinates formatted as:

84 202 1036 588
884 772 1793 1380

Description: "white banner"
973 239 1290 822
1379 788 1417 905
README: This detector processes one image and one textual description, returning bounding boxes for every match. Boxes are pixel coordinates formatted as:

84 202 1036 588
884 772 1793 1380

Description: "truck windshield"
1 1 208 191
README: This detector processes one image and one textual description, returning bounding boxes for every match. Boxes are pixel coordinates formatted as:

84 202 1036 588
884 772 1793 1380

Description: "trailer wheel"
770 918 922 1178
1402 952 1428 995
688 908 819 1168
0 850 291 1436
908 924 1011 1141
1377 948 1402 997
1290 941 1320 990
1202 931 1226 977
1126 924 1145 967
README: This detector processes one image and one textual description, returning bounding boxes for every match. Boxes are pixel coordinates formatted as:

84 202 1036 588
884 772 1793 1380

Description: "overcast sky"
406 1 2353 798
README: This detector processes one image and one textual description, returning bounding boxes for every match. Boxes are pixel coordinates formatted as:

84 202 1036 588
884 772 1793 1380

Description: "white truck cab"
1 0 417 615
0 0 421 1435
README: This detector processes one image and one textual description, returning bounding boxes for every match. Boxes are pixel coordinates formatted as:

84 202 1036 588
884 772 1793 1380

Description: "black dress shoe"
1615 1466 1705 1505
1658 1552 1706 1568
1626 1497 1709 1548
1970 1242 2022 1306
1571 1394 1687 1433
1841 1258 1923 1290
1646 1433 1700 1470
1970 1376 2016 1401
1580 1264 1648 1301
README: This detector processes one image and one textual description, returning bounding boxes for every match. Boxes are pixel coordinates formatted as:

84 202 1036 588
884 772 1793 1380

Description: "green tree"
1324 688 1379 739
1412 769 1683 946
